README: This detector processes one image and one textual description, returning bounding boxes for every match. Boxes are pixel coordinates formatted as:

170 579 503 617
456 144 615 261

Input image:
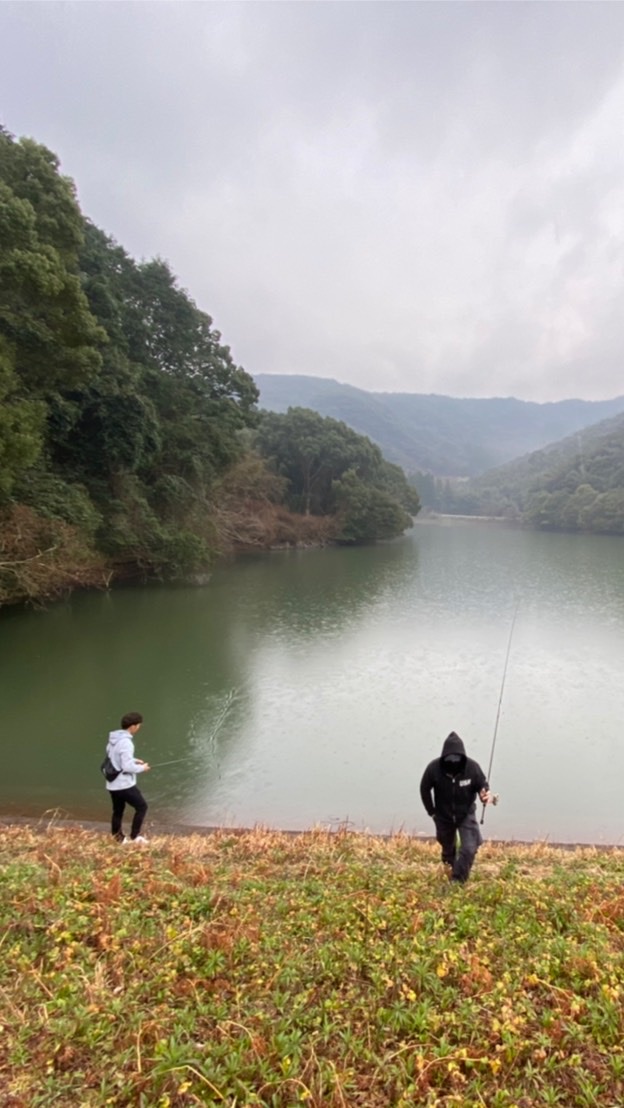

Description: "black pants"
435 813 482 883
109 785 148 841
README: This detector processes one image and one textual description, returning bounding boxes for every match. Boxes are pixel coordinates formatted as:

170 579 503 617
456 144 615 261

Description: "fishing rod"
149 758 190 769
480 599 520 826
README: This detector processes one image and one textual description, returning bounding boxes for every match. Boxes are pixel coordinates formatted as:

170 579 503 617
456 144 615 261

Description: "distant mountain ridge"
254 373 624 477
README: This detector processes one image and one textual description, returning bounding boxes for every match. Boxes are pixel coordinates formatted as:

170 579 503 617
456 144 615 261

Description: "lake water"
1 519 623 845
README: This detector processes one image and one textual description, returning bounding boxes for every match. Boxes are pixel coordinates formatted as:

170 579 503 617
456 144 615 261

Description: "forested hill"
0 127 419 607
433 411 624 532
255 373 624 477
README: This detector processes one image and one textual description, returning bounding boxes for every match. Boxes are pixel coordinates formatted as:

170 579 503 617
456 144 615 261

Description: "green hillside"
440 411 624 532
0 129 417 607
255 374 624 477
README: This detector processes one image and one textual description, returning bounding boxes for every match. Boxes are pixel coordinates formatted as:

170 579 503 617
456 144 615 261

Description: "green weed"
1 827 623 1107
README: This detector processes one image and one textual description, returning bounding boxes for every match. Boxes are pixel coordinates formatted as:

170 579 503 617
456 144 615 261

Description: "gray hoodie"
105 729 147 791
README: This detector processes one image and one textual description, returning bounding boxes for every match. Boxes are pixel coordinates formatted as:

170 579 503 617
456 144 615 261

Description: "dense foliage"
255 407 419 543
0 128 418 606
2 826 624 1107
415 412 624 534
0 125 104 496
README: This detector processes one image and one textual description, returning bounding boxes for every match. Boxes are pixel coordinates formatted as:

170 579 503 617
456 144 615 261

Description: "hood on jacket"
108 729 130 748
441 731 466 774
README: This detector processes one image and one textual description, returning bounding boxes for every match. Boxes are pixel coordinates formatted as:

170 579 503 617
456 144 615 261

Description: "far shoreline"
414 512 513 524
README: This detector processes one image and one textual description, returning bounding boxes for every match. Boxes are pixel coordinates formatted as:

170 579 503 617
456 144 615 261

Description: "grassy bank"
2 826 623 1107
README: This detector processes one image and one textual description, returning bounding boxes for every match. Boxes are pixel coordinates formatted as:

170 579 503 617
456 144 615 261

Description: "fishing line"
149 687 241 770
480 599 520 826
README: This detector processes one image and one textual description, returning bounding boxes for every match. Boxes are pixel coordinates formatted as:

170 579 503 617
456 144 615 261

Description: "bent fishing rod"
480 599 520 826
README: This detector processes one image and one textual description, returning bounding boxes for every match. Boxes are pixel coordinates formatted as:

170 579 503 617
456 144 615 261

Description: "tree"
412 470 436 508
374 459 421 516
255 407 386 515
1 129 263 591
559 483 598 531
581 488 624 534
255 407 416 541
70 224 260 576
0 130 104 394
333 469 413 543
0 129 104 496
75 228 258 489
0 335 44 497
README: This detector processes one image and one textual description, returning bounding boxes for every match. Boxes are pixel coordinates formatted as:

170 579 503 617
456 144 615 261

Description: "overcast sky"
2 2 624 401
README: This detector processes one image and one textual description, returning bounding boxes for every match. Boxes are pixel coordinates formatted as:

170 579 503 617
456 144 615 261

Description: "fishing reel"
480 792 500 826
482 792 499 806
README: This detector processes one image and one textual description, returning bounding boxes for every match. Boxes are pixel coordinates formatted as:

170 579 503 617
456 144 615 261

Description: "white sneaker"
132 835 150 844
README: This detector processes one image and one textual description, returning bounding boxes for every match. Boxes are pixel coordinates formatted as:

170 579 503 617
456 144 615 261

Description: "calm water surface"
2 520 624 844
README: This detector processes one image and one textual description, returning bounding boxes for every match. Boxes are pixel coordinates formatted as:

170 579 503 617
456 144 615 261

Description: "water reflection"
1 522 624 844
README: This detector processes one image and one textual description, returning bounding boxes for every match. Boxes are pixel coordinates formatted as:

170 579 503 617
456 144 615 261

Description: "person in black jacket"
420 731 491 884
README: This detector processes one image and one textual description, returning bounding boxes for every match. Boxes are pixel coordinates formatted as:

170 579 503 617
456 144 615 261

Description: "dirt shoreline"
1 812 622 852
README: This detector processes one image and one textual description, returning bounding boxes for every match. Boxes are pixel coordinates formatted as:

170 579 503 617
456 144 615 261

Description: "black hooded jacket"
420 732 488 825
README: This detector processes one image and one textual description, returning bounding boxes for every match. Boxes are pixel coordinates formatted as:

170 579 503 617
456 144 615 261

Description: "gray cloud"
2 1 624 400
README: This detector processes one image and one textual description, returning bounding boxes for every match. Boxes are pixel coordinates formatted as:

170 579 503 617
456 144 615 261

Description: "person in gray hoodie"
105 711 151 843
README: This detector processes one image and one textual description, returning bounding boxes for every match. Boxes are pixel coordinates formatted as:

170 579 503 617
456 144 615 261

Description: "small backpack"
100 753 121 782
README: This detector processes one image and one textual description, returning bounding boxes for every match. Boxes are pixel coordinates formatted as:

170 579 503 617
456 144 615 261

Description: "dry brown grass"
1 825 624 1106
